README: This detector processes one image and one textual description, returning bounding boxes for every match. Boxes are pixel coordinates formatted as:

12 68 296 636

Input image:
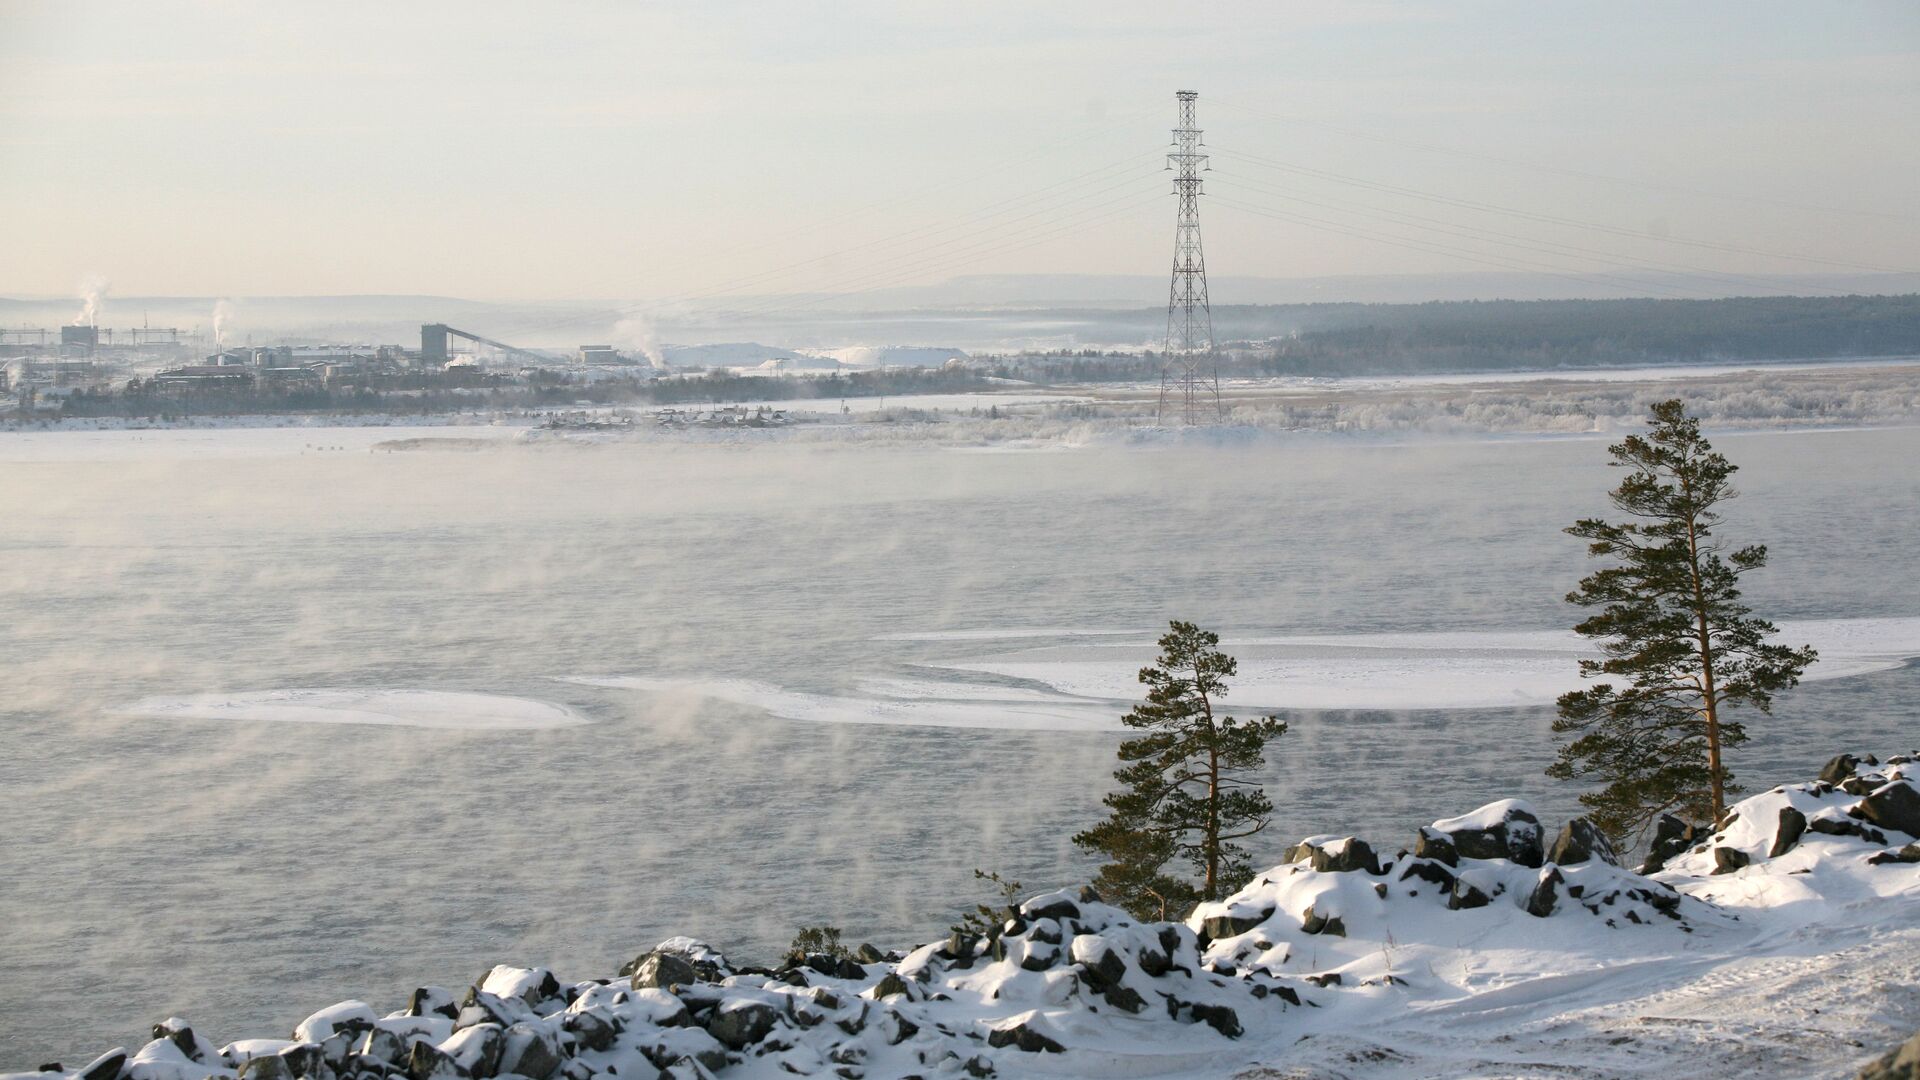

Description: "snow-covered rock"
23 751 1920 1079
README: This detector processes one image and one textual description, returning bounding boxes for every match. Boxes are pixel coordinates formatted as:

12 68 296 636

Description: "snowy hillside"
12 754 1916 1080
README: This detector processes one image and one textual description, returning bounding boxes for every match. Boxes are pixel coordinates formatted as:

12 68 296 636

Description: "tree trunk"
1684 509 1726 822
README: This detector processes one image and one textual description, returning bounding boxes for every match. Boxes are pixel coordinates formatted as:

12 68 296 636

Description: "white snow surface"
120 688 587 731
19 754 1917 1080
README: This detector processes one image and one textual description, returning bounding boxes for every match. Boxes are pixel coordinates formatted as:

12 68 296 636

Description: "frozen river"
2 425 1917 1064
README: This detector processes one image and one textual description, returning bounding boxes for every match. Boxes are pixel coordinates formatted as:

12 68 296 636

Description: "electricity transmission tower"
1158 90 1222 425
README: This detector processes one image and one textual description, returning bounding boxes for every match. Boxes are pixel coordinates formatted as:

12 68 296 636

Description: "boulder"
1307 837 1381 875
1398 859 1456 892
853 943 886 965
1812 816 1889 845
1186 1002 1242 1038
986 1020 1064 1054
1547 818 1618 866
1770 806 1809 858
560 1009 617 1053
1299 905 1346 937
1068 936 1127 989
237 1057 292 1080
1817 753 1861 784
706 999 780 1049
437 1024 503 1079
293 1002 378 1045
405 988 459 1020
1018 892 1079 922
356 1028 410 1067
1448 880 1491 910
1867 844 1920 867
404 1041 463 1080
1200 906 1273 940
1412 828 1458 867
1525 868 1563 917
628 951 698 991
1856 781 1920 838
1431 801 1544 867
1712 847 1751 875
1640 815 1701 874
496 1024 563 1080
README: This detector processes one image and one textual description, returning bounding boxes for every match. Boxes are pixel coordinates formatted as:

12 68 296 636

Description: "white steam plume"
212 299 235 347
73 275 110 326
611 312 666 369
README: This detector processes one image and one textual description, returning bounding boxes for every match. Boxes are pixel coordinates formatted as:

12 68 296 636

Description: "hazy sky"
2 1 1916 302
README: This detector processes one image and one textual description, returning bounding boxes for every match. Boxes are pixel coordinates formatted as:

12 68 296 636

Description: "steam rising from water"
2 427 1917 1064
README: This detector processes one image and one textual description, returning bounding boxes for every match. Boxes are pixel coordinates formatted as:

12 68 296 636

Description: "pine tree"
1550 399 1816 841
1074 621 1287 920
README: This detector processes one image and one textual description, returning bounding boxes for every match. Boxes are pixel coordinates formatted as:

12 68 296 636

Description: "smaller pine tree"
1074 621 1287 920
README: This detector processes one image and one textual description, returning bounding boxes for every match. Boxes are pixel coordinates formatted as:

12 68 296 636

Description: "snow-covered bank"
13 754 1916 1080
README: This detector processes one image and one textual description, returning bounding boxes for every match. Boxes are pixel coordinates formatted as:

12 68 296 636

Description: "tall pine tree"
1551 399 1816 841
1074 621 1287 920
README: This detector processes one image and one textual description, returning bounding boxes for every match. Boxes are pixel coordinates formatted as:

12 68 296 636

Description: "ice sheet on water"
933 617 1920 712
559 675 1120 732
120 688 587 730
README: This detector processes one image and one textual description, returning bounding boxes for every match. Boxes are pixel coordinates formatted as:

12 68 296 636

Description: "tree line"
1075 399 1816 919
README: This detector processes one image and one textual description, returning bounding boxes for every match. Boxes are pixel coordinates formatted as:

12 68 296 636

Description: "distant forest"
1228 293 1920 376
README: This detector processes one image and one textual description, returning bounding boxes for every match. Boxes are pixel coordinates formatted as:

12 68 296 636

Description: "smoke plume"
73 275 110 327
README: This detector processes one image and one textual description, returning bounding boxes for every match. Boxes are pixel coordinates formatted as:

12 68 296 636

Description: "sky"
1 0 1916 304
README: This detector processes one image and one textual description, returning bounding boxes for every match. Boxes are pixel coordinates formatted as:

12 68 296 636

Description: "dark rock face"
1548 818 1618 866
405 1041 462 1080
1712 847 1751 875
1413 828 1459 867
1526 868 1564 917
1308 837 1382 875
707 1000 780 1049
987 1021 1065 1054
628 951 698 991
1640 815 1701 874
1299 905 1346 936
870 972 913 1000
1449 880 1491 910
1867 844 1920 867
1812 816 1889 845
406 986 459 1019
1817 753 1861 785
1073 939 1128 989
1201 906 1274 940
499 1024 564 1080
1771 806 1809 858
1186 1002 1242 1038
1399 859 1457 892
1855 781 1920 838
1438 806 1543 867
561 1009 617 1053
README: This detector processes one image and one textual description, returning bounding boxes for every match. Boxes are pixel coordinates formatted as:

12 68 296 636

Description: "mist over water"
3 428 1918 1064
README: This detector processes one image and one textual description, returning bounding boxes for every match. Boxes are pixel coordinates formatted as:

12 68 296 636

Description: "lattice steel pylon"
1157 90 1222 426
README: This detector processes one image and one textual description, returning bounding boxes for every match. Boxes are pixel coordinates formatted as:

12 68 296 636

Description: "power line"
1210 145 1916 275
1209 95 1919 224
